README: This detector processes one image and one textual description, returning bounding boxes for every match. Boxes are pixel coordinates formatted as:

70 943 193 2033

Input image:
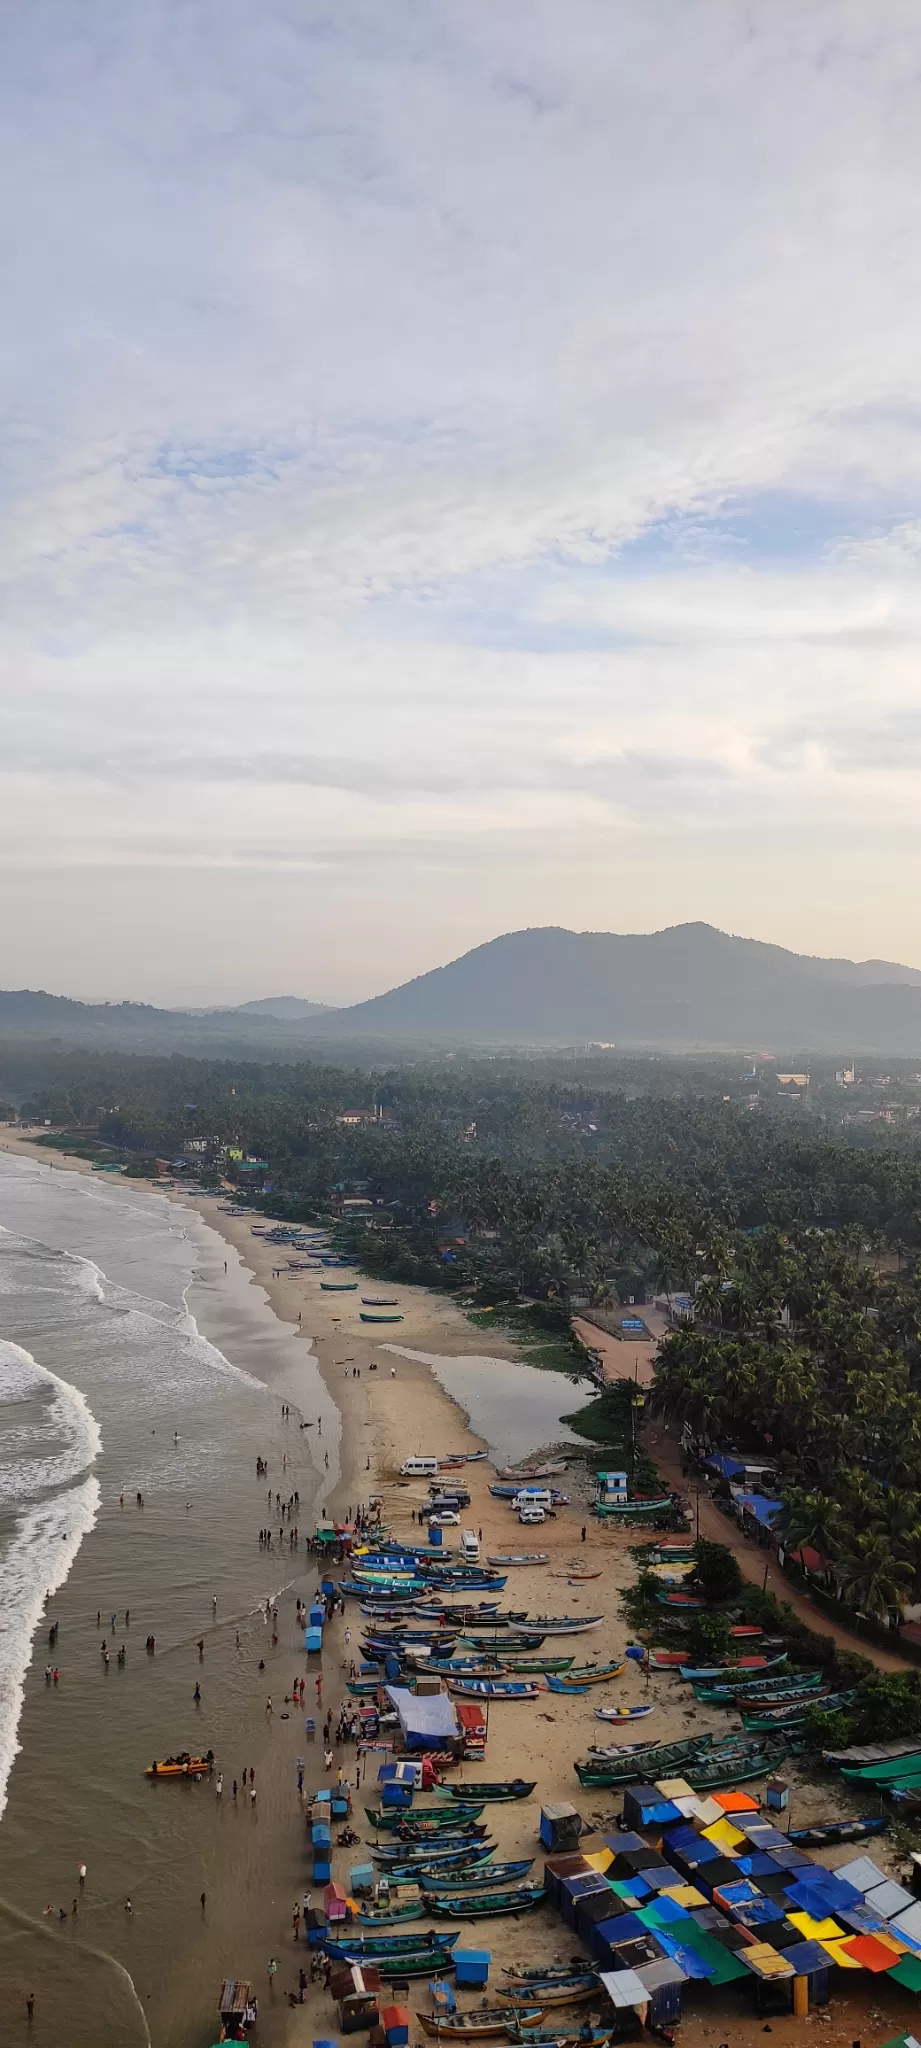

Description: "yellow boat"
145 1751 214 1779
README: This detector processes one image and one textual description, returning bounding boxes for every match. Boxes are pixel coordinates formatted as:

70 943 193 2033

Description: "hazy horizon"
3 4 919 1003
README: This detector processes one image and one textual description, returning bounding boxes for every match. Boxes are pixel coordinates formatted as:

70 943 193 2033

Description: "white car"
518 1506 546 1524
428 1511 461 1527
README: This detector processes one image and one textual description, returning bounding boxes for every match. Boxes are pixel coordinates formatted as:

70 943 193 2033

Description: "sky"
3 0 921 1004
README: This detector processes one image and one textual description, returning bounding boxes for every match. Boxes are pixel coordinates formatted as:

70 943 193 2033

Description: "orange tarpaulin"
841 1934 899 1973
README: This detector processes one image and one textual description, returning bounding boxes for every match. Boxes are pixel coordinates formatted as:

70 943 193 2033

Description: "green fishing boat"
360 1312 405 1322
424 1884 545 1919
365 1804 486 1831
841 1749 921 1784
320 1281 358 1291
444 1780 536 1801
741 1690 855 1732
357 1900 424 1925
575 1733 714 1788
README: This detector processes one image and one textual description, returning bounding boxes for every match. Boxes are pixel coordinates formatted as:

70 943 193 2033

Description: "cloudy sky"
3 0 921 1003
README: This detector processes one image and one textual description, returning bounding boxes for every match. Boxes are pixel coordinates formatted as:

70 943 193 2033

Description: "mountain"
4 925 921 1053
315 923 921 1050
231 997 331 1019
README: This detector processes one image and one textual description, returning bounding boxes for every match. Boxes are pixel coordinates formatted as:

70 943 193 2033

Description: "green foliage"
692 1539 743 1604
687 1611 732 1663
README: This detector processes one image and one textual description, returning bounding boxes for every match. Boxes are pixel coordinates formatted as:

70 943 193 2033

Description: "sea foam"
0 1340 102 1819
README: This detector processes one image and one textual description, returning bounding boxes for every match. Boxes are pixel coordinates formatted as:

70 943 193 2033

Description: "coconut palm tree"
838 1535 914 1624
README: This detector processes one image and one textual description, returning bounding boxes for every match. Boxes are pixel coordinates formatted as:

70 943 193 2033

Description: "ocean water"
0 1152 337 2045
381 1345 594 1461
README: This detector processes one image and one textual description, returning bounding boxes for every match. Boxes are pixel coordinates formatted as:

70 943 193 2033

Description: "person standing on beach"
26 1994 34 2022
232 1779 238 1800
250 1784 257 1809
216 1773 223 1798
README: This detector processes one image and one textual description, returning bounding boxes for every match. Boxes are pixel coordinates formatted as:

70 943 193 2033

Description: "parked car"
428 1511 461 1527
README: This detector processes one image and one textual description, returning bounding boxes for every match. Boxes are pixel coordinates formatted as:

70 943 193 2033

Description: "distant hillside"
231 997 331 1019
319 923 921 1051
5 925 921 1053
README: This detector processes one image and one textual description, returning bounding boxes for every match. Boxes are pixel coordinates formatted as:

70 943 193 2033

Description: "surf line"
0 1895 152 2047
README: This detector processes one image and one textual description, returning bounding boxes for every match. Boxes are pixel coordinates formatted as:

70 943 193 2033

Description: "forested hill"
325 923 921 1049
4 922 921 1052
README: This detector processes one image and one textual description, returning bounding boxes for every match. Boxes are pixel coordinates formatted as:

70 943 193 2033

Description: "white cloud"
3 0 921 998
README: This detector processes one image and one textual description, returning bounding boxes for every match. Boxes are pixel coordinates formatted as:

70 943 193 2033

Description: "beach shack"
383 1685 461 1753
217 1979 256 2037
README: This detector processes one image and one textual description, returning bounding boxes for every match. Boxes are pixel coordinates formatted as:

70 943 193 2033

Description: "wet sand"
1 1134 919 2048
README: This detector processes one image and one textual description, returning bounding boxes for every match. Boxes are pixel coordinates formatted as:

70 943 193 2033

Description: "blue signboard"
621 1317 645 1332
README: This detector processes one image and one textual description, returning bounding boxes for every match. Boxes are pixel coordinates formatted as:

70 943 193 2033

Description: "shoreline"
3 1136 919 2047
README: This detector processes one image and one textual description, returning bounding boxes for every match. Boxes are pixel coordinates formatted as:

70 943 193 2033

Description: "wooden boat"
741 1690 855 1731
656 1590 704 1609
681 1654 789 1682
145 1752 214 1778
444 1780 536 1801
503 1967 598 1987
372 1951 466 1979
495 1979 597 2008
464 1635 545 1653
357 1900 424 1924
787 1815 888 1847
375 1846 496 1874
841 1749 921 1783
487 1556 550 1567
595 1704 656 1723
577 1736 720 1785
505 2027 611 2047
416 2011 543 2039
733 1680 828 1713
425 1884 546 1918
685 1745 792 1791
519 1616 603 1636
448 1679 542 1700
362 1297 399 1305
595 1496 672 1516
323 1928 460 1956
694 1667 816 1704
428 1859 535 1889
498 1658 576 1676
545 1661 626 1691
366 1805 486 1831
320 1281 358 1290
361 1312 405 1322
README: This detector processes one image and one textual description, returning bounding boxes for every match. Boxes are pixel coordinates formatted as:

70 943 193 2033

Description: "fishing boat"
323 1928 460 1957
787 1815 888 1847
357 1900 425 1925
545 1661 626 1691
427 1859 536 1889
656 1590 704 1609
361 1312 405 1323
680 1653 789 1682
374 1844 496 1872
505 2026 611 2047
497 1657 577 1676
370 1951 466 1979
444 1780 536 1801
145 1752 214 1779
841 1749 921 1783
575 1733 715 1787
741 1690 855 1732
595 1496 672 1517
368 1806 487 1833
416 2012 544 2039
448 1679 542 1700
685 1747 791 1790
595 1704 656 1723
487 1556 550 1568
362 1297 399 1306
320 1281 359 1290
733 1679 828 1712
464 1635 545 1653
425 1884 546 1918
503 1967 598 1987
519 1616 603 1636
495 1978 598 2008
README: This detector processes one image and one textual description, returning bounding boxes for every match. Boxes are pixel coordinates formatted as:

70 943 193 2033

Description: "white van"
512 1488 551 1511
460 1529 480 1562
400 1457 439 1477
519 1505 546 1525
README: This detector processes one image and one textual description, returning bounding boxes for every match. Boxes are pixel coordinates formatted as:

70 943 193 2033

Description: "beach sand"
1 1132 919 2048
